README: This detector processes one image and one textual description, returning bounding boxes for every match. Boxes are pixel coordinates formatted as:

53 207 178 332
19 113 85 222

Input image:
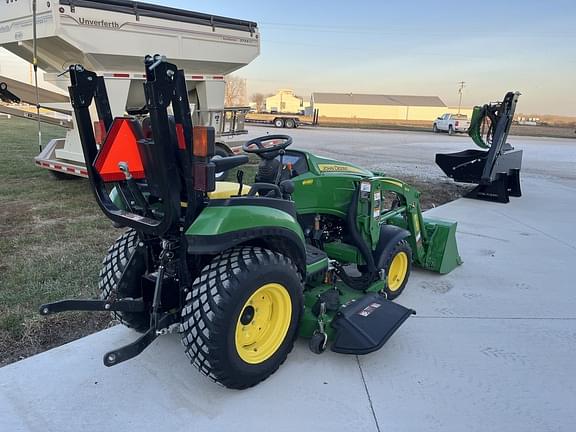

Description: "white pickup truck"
433 113 470 135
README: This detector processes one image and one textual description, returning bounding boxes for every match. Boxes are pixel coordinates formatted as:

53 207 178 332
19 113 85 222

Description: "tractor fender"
373 225 412 269
185 202 306 273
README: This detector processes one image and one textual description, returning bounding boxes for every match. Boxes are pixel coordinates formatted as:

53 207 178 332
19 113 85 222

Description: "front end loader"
39 55 461 389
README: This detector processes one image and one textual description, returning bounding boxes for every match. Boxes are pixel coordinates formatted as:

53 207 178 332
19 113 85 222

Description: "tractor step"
330 293 415 355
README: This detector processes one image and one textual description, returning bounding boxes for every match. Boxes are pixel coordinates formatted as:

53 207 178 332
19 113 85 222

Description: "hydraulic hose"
336 185 378 291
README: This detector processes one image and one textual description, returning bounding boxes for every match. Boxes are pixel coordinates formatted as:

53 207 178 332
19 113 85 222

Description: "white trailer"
0 0 260 178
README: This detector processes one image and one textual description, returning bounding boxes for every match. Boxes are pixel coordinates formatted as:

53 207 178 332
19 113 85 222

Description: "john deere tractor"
40 56 461 389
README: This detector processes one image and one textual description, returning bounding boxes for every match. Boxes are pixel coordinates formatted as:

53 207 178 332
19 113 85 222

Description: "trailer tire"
284 118 295 129
181 246 303 389
213 143 233 181
274 118 285 128
99 229 149 332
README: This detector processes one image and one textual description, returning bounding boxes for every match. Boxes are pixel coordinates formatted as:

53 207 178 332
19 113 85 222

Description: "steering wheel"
242 135 293 155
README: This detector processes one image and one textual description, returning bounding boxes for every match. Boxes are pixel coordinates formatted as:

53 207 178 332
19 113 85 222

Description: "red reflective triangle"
94 118 145 182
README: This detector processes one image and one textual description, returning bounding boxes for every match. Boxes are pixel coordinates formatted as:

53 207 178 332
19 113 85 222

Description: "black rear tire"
284 118 295 128
180 246 303 389
448 125 454 136
99 230 149 332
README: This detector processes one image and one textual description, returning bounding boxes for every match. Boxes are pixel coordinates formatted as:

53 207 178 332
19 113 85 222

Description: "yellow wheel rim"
387 252 408 292
235 283 292 364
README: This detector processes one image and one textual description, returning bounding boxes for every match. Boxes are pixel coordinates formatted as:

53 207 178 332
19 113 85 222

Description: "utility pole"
457 81 466 115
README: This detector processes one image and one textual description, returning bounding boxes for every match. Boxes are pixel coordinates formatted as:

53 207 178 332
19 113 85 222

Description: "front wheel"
274 118 285 128
380 240 412 300
432 123 438 133
181 247 303 389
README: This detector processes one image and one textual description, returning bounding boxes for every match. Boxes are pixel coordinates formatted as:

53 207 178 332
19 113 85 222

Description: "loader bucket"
390 215 462 274
421 217 462 274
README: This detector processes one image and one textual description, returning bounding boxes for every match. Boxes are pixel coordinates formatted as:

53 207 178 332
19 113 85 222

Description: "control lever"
236 170 244 196
274 149 286 185
118 162 151 216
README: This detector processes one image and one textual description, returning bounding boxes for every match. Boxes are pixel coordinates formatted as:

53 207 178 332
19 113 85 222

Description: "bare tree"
251 93 265 112
224 75 247 107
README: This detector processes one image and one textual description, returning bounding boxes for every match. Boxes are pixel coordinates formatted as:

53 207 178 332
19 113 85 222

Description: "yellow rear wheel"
235 283 292 364
181 247 302 389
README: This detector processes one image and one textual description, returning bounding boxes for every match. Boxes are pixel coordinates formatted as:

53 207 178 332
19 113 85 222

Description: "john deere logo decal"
318 164 364 173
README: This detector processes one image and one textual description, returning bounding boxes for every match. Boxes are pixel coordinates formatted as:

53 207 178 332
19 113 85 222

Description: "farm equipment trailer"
0 0 260 179
245 111 319 128
38 56 462 389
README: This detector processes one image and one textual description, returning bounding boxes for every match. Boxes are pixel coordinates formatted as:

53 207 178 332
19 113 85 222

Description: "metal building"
311 92 470 121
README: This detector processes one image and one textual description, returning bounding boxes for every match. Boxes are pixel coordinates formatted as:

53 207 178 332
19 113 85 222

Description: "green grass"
0 117 118 364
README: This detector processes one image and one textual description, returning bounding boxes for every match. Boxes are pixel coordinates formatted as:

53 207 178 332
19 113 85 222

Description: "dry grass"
0 117 119 366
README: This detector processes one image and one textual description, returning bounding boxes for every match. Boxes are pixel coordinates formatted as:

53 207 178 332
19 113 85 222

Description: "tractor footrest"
330 293 415 355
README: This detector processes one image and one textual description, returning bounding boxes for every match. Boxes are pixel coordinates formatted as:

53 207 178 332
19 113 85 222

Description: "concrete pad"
363 175 576 431
1 164 575 431
0 326 377 432
359 318 576 432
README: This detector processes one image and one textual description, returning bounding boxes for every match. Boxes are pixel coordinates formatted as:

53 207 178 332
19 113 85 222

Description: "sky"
168 0 576 116
1 0 575 115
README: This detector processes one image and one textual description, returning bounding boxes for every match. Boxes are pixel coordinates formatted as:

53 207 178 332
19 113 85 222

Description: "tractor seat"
182 182 247 207
208 182 248 199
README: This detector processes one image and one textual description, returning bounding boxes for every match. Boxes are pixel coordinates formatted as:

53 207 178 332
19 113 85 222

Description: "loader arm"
357 177 461 274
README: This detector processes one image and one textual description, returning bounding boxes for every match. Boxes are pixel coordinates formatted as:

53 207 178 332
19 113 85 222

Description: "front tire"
381 240 412 300
432 123 438 133
181 247 303 389
274 118 285 128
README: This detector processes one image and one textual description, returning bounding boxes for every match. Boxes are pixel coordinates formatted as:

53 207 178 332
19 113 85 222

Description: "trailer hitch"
39 299 146 315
